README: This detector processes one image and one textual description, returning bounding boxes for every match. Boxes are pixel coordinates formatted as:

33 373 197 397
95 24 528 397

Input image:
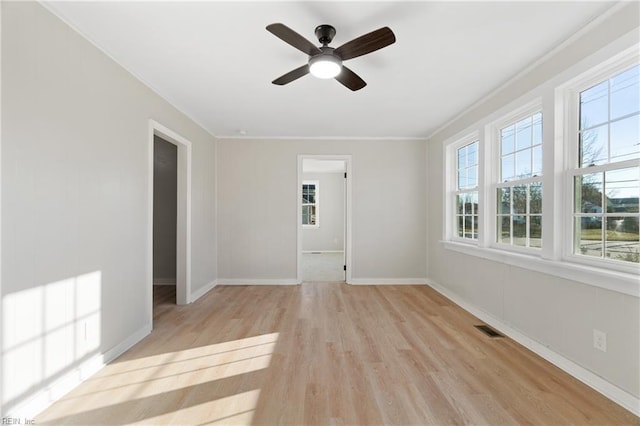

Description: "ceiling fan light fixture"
309 54 342 79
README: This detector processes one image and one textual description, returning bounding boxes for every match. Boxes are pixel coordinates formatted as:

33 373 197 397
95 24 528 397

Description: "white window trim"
302 180 319 229
559 49 639 276
444 131 480 244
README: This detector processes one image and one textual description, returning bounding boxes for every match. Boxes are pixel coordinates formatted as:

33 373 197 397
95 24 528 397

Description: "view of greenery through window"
574 64 639 263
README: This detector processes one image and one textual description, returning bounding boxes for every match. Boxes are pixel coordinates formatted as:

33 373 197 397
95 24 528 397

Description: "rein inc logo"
1 419 35 425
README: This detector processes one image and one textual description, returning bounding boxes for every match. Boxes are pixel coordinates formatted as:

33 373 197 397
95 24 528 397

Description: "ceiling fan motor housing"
315 24 336 45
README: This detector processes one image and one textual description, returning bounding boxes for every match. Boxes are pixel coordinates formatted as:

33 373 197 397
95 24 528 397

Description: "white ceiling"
44 1 614 140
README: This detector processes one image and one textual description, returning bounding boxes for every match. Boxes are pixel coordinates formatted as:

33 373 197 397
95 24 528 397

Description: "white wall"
1 2 216 416
426 1 639 407
153 136 177 285
302 172 344 252
217 139 426 283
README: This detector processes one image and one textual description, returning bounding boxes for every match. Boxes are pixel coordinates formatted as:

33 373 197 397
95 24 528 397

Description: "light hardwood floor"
36 283 638 425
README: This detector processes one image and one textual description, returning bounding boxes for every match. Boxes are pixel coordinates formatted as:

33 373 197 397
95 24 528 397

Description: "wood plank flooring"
36 283 639 425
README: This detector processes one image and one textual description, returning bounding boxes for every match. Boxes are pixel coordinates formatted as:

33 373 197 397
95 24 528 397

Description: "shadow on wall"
2 271 102 415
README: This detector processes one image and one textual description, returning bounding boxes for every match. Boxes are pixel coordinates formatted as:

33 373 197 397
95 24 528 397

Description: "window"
442 44 638 291
496 112 543 248
302 181 319 227
571 64 639 264
455 140 479 240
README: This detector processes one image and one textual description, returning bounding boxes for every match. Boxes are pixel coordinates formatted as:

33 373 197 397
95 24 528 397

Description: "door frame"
147 120 192 321
297 154 352 284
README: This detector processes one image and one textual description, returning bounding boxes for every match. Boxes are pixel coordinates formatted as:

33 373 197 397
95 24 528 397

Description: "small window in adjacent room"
496 111 543 249
302 181 319 228
455 140 479 240
572 64 639 265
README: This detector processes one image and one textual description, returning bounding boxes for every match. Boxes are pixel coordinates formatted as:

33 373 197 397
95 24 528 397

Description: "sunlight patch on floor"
37 333 278 421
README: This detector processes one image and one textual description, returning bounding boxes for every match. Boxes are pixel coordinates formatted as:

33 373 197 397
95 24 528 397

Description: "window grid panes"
579 64 640 167
497 183 542 248
455 141 479 240
497 112 543 249
500 112 543 182
574 167 639 263
302 183 317 226
573 64 640 264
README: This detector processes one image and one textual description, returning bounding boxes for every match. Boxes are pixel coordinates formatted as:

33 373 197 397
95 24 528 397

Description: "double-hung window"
571 64 639 265
443 44 638 290
302 181 319 228
496 111 543 249
454 140 479 240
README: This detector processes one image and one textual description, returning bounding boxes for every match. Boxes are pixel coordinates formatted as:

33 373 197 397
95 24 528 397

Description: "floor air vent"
474 324 504 338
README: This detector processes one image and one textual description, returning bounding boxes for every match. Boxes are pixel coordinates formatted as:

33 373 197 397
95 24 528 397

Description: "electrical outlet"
593 329 607 352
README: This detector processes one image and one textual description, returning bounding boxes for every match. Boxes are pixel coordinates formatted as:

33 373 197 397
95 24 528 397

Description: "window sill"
441 240 639 297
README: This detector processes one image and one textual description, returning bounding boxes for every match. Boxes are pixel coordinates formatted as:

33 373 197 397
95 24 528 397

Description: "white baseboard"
216 279 299 285
153 278 176 286
191 280 217 302
348 278 428 285
426 278 640 417
9 323 152 419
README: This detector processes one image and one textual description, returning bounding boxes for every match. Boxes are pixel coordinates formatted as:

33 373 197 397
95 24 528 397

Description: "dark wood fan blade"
334 27 395 61
335 66 366 91
272 64 310 85
266 23 322 56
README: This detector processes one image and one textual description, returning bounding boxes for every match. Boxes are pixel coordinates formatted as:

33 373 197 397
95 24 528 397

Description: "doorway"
298 155 352 283
153 136 177 313
148 120 192 327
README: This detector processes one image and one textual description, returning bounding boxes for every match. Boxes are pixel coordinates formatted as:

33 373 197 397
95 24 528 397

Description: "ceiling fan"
266 23 396 91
